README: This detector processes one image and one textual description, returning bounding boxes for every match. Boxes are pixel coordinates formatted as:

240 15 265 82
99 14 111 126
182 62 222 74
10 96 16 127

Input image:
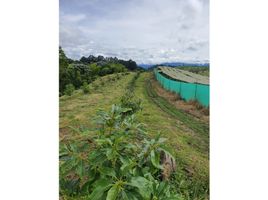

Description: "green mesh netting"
154 69 209 107
195 84 209 107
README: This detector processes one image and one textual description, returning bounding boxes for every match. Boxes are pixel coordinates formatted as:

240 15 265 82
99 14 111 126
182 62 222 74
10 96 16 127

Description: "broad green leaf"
121 190 130 200
89 151 106 166
121 190 140 200
128 176 152 200
88 168 97 181
150 150 163 169
120 157 136 175
156 181 169 197
143 172 155 182
106 184 120 200
141 167 150 176
99 166 116 178
132 167 139 176
89 178 112 200
106 148 117 161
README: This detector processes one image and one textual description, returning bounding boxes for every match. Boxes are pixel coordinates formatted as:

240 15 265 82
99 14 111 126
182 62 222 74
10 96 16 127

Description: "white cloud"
61 13 86 23
60 0 209 64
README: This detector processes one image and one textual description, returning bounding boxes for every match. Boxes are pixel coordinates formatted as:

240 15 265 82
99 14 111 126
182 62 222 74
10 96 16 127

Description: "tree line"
59 47 140 96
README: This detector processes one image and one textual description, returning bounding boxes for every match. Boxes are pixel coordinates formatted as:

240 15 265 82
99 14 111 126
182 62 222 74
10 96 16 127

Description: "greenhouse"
155 66 210 107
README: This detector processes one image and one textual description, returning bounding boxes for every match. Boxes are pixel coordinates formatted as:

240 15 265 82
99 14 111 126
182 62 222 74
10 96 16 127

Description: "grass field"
60 73 133 135
60 71 209 199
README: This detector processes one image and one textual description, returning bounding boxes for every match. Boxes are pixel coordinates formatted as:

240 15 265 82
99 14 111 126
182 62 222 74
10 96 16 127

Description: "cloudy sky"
60 0 209 64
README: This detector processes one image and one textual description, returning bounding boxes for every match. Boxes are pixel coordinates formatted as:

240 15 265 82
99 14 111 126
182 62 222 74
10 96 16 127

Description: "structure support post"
194 83 197 100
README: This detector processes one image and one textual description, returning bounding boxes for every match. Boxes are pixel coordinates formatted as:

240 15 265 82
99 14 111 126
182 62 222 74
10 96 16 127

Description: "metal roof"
157 66 209 85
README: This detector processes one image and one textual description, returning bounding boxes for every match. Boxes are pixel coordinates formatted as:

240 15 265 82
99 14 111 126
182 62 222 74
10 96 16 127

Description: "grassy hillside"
60 72 134 135
60 72 209 200
135 73 209 199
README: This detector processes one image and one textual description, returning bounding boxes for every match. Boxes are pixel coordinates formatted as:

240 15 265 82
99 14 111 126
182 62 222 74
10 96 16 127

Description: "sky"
60 0 209 64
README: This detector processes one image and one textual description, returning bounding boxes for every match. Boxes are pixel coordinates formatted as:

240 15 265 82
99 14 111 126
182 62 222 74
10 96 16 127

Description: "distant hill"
139 62 210 69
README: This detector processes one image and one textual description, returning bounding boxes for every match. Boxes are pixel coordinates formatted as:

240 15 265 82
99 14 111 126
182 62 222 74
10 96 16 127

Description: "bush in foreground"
60 102 180 199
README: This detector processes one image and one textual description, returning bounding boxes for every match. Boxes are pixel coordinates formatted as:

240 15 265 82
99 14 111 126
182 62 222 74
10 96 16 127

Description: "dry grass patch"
151 78 209 124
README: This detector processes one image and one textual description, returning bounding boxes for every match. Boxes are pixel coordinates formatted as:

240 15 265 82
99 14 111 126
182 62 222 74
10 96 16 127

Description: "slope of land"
60 72 135 137
150 77 209 123
60 71 209 199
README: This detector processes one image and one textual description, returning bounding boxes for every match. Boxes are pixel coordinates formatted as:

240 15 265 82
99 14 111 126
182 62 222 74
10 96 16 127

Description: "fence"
154 69 209 107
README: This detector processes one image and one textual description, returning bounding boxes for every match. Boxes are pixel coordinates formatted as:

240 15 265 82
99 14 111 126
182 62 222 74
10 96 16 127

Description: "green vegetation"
60 103 180 199
59 47 141 96
60 72 180 199
60 71 209 199
120 72 142 115
60 73 136 136
64 84 75 96
82 82 90 94
145 79 209 151
134 73 209 200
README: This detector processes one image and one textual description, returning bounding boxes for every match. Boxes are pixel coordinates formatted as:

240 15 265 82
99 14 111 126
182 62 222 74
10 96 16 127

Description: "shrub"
60 104 180 199
82 82 90 94
120 91 142 115
64 84 75 96
120 72 142 115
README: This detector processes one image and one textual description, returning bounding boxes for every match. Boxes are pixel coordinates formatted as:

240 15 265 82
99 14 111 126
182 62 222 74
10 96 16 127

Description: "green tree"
59 47 70 94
